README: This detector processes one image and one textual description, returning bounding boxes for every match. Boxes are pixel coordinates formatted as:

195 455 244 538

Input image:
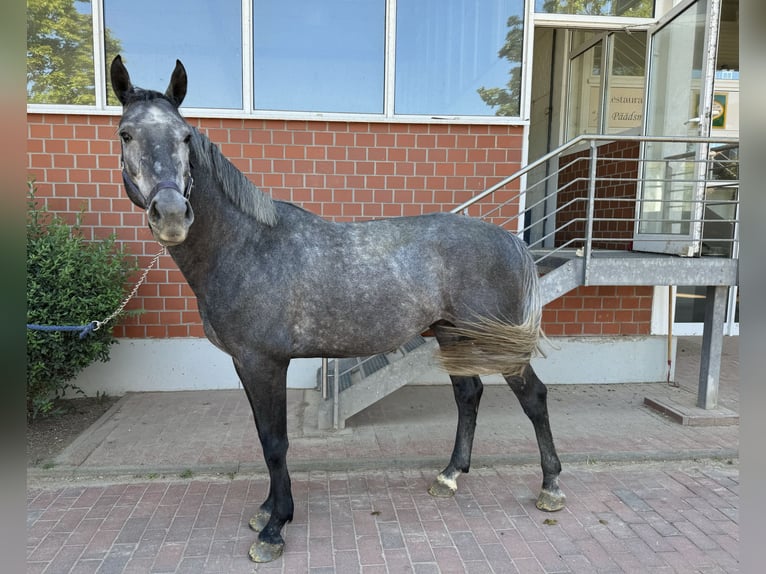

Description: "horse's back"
284 208 531 288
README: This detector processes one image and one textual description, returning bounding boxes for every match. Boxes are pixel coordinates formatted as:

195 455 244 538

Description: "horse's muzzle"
147 186 194 246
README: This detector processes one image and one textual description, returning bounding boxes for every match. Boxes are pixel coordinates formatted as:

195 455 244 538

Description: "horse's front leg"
233 355 293 563
429 375 484 497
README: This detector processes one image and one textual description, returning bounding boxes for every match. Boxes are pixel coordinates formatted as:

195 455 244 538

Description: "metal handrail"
451 134 739 267
450 134 738 216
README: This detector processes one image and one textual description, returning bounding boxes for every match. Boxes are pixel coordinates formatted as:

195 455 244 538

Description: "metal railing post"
333 357 340 429
583 139 598 286
321 357 328 400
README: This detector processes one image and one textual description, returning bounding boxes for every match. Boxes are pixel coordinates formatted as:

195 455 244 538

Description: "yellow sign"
712 93 727 128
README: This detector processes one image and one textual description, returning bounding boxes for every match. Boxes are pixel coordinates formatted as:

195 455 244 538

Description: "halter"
121 162 193 210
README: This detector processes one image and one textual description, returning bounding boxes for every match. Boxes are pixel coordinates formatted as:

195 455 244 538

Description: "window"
535 0 654 17
253 0 384 114
104 1 242 109
27 0 96 105
26 0 530 121
395 0 525 117
566 30 647 139
604 32 646 133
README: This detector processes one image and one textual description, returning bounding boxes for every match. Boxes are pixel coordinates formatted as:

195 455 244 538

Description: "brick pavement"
27 337 739 572
27 460 738 573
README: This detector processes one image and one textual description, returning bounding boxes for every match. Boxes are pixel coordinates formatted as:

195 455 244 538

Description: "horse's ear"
165 60 187 107
110 55 133 106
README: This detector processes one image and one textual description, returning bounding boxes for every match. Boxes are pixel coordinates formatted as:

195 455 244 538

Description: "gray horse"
110 55 565 562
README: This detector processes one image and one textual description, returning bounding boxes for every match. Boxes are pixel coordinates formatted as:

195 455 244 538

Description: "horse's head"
110 55 194 246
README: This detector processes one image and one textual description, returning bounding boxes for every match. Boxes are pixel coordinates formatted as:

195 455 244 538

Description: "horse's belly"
290 308 434 358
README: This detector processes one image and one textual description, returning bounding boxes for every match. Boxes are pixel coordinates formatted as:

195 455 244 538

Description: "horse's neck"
167 170 267 289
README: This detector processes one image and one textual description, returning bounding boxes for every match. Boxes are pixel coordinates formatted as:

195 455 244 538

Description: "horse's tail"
437 237 544 377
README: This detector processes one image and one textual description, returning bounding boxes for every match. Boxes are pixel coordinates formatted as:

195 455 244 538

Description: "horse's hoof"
536 488 566 512
248 510 270 532
248 539 284 563
428 475 457 498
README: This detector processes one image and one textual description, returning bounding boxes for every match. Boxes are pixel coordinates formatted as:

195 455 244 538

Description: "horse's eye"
183 134 192 145
120 131 132 143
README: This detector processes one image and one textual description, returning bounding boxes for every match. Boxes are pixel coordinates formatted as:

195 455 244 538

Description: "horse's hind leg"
428 374 484 497
505 365 566 512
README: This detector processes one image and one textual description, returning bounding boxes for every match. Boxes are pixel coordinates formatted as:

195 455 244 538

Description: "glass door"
633 0 721 255
566 33 604 141
566 30 647 141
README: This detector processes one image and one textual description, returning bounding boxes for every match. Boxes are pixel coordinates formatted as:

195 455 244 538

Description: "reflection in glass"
253 0 384 113
535 0 653 17
104 0 242 109
27 0 107 104
675 286 738 323
396 0 524 117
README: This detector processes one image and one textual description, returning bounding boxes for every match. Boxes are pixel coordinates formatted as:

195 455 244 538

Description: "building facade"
26 0 739 393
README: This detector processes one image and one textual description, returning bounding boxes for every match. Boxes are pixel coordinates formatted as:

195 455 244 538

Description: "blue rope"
27 322 98 340
26 248 166 342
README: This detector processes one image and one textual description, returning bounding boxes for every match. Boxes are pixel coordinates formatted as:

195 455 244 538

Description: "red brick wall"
541 286 653 336
27 113 654 339
27 113 524 338
555 140 639 251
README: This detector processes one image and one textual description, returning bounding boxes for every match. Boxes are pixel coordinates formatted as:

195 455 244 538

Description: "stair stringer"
538 258 584 305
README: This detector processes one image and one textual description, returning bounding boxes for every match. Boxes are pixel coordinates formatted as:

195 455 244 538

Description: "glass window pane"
566 41 602 139
27 0 95 104
104 1 242 109
675 286 738 322
535 0 654 17
604 31 646 133
396 0 525 117
253 0 385 114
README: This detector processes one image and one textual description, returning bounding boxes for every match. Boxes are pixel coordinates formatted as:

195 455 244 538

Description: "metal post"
698 285 727 409
333 357 340 429
321 357 328 400
583 139 598 285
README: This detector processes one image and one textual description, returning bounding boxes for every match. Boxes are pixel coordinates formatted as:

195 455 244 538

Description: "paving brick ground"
27 461 738 573
27 337 739 572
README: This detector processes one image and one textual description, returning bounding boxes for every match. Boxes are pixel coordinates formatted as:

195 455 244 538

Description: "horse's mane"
189 129 278 227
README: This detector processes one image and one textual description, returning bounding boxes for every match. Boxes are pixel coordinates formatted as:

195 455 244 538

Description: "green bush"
26 183 138 420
